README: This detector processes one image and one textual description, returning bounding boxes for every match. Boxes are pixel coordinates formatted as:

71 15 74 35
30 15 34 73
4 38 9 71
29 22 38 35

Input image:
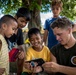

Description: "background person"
43 0 63 49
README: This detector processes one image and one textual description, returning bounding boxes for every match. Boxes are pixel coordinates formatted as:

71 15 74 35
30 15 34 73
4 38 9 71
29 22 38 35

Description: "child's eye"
21 21 24 22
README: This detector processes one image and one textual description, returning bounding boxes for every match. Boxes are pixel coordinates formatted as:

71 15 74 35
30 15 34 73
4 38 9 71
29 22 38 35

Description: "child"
5 7 31 75
22 28 55 75
43 0 63 49
0 15 18 75
6 7 31 51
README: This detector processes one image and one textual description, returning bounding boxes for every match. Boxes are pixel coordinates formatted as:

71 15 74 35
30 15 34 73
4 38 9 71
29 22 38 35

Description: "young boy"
43 0 63 49
0 15 18 75
5 7 31 75
7 7 31 54
22 28 56 75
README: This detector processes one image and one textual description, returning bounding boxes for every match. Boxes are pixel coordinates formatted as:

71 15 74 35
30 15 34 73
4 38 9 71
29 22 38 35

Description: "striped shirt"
0 34 9 75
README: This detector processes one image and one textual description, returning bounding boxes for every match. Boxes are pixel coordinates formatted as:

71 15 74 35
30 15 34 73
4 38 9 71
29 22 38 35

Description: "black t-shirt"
6 28 24 50
51 43 76 75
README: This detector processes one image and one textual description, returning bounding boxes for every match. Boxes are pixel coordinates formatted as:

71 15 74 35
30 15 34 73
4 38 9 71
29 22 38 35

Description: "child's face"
4 20 18 38
29 34 42 48
52 5 61 17
17 17 28 28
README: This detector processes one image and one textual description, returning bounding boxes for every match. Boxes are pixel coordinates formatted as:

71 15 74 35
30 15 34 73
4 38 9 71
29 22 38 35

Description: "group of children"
0 7 31 75
0 0 76 75
0 12 51 75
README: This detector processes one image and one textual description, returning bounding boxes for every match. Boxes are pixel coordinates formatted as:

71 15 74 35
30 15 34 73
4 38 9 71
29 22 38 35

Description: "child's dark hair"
28 28 41 38
51 17 72 29
51 0 63 9
16 7 31 21
0 15 17 28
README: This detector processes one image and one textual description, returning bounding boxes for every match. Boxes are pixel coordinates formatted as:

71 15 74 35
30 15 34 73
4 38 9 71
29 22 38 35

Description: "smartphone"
31 61 35 67
28 58 45 66
9 48 19 62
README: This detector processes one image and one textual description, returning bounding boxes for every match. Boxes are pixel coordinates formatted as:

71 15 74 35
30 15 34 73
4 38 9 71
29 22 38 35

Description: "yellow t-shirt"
23 45 51 72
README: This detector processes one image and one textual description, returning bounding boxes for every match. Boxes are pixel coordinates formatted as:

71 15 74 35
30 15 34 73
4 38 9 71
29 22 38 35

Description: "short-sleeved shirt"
23 45 51 73
44 16 62 49
51 43 76 75
5 28 24 50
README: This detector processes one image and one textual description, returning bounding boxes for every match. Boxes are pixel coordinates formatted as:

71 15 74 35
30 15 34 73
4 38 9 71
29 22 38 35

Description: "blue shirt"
44 17 62 49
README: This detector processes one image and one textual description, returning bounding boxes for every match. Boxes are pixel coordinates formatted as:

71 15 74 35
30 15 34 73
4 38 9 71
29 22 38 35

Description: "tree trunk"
22 0 42 29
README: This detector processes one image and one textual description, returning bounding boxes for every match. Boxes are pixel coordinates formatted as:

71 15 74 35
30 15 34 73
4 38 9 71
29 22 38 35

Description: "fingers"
33 66 42 73
18 51 25 59
24 62 31 69
0 68 5 75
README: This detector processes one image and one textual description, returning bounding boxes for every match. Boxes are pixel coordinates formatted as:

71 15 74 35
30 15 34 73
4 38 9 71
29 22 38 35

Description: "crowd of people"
0 0 76 75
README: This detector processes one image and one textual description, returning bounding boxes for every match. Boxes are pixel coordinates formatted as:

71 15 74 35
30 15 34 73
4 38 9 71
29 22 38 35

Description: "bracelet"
41 66 44 72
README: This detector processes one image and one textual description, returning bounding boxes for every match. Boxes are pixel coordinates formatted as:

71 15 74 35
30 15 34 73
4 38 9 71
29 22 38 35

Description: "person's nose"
34 39 37 43
22 22 27 27
56 35 60 41
13 30 16 34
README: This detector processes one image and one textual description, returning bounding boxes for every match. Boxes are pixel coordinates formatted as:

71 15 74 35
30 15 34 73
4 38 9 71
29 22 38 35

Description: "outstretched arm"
43 62 76 75
17 45 25 75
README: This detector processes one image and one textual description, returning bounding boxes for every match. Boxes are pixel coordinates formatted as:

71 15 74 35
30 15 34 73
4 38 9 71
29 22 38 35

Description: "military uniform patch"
71 56 76 65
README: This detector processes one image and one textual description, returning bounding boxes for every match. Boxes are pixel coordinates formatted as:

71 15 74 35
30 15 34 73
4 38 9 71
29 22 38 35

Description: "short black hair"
28 28 41 39
51 17 72 29
0 15 17 28
16 7 31 21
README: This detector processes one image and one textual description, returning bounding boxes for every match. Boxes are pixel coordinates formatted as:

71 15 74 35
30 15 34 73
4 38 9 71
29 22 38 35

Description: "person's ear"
68 27 72 34
2 23 7 30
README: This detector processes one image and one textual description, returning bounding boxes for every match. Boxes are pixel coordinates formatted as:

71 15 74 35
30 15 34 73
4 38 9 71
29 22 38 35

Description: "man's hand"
0 68 5 75
42 62 60 73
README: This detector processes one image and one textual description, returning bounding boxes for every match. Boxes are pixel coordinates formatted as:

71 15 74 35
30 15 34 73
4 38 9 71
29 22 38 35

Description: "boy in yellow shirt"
22 28 55 75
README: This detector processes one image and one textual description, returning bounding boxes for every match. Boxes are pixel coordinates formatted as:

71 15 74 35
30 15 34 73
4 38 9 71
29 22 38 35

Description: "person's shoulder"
51 43 62 50
26 46 32 53
27 46 32 50
50 43 63 54
43 45 49 49
18 28 22 32
59 16 65 18
45 17 53 22
0 34 4 38
42 45 51 52
17 28 23 35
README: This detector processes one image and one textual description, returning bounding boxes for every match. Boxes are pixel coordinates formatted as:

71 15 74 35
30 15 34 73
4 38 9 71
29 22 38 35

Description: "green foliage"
0 0 22 15
41 0 51 12
61 0 76 20
0 0 76 20
29 1 41 11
